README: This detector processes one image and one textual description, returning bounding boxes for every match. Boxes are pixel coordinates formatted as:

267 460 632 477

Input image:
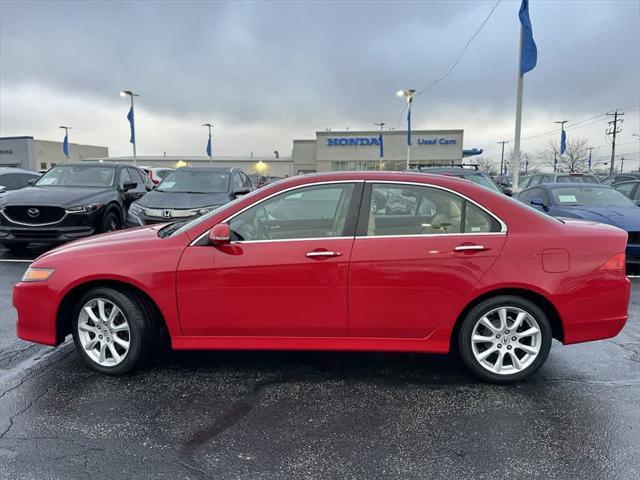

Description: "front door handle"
454 244 486 252
306 251 341 258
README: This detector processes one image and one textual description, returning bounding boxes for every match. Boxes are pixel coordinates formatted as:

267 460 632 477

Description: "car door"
348 181 507 338
177 181 363 337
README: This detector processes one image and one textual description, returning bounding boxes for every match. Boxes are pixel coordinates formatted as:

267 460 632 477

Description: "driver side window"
228 183 355 241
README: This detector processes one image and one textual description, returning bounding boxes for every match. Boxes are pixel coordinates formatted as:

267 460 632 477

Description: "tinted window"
156 170 230 193
518 176 531 189
16 173 39 188
528 175 542 187
633 186 640 202
557 175 598 183
229 183 355 241
550 186 635 207
120 168 132 185
0 174 19 190
366 184 499 236
157 169 172 179
613 182 636 197
518 188 545 204
36 165 115 187
232 173 243 191
241 172 252 188
539 175 551 184
462 173 502 193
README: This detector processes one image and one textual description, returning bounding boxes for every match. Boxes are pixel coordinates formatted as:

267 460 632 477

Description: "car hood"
37 224 165 260
553 206 640 231
0 186 112 208
137 191 231 209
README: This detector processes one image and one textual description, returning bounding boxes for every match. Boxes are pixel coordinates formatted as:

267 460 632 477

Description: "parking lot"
0 247 638 479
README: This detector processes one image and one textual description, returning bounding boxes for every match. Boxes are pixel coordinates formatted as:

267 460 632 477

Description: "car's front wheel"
100 210 121 233
71 287 154 375
458 295 552 383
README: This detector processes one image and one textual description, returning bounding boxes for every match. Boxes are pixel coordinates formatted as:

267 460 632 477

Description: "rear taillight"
601 252 626 271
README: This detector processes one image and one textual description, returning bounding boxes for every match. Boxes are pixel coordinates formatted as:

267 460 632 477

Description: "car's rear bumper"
13 281 60 346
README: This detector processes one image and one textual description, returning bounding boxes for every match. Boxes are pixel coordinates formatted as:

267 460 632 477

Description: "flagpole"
512 27 524 189
130 95 137 166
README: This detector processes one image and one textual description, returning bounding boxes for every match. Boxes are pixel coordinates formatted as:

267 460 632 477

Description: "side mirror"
530 198 548 211
208 223 231 245
0 186 5 193
502 187 513 197
122 181 137 192
28 178 37 185
234 187 251 197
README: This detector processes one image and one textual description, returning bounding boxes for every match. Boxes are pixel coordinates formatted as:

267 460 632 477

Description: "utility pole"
498 140 510 176
620 156 624 173
586 147 595 172
606 110 624 175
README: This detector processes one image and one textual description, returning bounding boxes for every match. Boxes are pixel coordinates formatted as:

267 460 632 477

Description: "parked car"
612 180 640 204
126 167 253 226
0 167 41 196
415 166 511 195
15 171 630 383
601 172 640 186
0 162 147 252
517 182 639 274
139 166 174 186
516 173 599 193
248 174 283 188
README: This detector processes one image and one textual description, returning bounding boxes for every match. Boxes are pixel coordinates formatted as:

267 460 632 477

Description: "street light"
59 126 72 162
120 90 140 165
397 89 415 169
202 123 213 164
374 122 385 170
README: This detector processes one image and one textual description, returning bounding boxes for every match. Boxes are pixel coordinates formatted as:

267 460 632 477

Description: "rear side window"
613 182 636 197
364 184 501 236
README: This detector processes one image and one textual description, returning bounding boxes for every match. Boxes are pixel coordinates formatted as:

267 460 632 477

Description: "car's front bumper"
14 281 60 346
0 209 102 244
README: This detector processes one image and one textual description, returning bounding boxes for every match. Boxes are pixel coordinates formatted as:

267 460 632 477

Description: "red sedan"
13 171 630 383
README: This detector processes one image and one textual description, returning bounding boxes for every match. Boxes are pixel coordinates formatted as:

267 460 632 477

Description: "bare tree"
537 138 594 173
503 148 532 175
475 157 498 175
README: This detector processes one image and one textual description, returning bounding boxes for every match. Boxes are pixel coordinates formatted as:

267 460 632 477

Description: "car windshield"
155 170 230 193
35 165 115 188
462 174 502 193
550 186 636 207
557 175 598 183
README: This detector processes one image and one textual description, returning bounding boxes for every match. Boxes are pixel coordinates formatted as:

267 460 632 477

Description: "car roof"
541 182 610 189
418 167 484 174
0 167 39 175
174 166 239 173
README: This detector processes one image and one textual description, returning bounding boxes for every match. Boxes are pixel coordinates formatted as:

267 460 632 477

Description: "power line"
416 0 503 98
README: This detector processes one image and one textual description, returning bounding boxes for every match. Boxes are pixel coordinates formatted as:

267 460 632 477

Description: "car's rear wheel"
71 287 154 375
100 210 121 233
458 295 552 383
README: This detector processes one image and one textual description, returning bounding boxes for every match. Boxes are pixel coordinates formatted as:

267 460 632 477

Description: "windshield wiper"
157 220 188 238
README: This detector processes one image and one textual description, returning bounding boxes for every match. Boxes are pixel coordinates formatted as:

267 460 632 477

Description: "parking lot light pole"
397 89 415 169
120 90 139 165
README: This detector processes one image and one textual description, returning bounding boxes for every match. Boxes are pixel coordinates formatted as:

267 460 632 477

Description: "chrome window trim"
364 180 508 234
1 209 68 227
190 180 364 246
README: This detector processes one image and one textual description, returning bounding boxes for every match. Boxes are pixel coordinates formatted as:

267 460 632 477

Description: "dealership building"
292 129 465 173
75 129 469 178
0 136 109 172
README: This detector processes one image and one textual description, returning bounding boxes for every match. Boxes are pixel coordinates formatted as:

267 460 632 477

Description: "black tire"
100 209 121 233
2 242 29 253
71 287 156 375
458 295 552 384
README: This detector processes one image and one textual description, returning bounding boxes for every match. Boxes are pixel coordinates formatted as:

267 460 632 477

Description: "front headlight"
65 203 102 214
21 267 55 282
198 205 221 216
129 204 143 216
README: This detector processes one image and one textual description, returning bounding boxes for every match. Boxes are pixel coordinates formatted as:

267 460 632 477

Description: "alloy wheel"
77 298 130 367
470 306 542 375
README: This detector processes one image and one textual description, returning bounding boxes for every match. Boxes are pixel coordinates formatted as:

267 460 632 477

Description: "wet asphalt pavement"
0 247 639 479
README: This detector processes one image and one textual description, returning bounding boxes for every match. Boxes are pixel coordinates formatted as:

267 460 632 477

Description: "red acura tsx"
13 171 630 383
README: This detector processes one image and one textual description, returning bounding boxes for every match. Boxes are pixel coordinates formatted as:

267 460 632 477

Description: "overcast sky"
1 0 639 169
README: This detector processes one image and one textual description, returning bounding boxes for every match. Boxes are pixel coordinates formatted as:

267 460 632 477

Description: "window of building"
40 162 47 170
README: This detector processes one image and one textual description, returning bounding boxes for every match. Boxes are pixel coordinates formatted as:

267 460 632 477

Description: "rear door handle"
454 245 486 252
306 251 341 258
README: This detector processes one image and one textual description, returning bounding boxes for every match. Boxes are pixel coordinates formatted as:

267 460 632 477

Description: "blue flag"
560 129 567 154
206 133 212 157
379 132 384 158
62 133 69 158
519 0 537 75
407 108 412 146
127 106 135 144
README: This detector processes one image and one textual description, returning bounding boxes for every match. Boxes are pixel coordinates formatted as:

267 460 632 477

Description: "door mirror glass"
122 181 137 191
502 187 513 197
208 223 231 245
28 178 37 185
0 186 5 193
530 197 547 209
